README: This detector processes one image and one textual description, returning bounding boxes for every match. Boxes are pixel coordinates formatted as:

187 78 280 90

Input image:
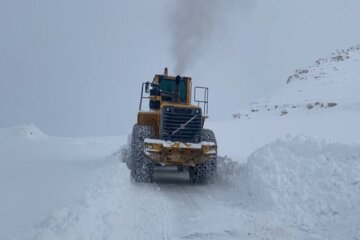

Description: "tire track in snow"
153 170 243 240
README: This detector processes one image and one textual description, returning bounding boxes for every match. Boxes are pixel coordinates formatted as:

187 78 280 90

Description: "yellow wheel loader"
128 68 217 184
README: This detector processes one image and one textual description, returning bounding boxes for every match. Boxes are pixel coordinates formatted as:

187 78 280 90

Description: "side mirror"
145 82 150 93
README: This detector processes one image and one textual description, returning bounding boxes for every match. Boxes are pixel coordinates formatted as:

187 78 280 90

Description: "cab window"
160 78 187 103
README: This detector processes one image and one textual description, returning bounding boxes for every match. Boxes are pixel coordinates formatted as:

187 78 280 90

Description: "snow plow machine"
126 68 217 184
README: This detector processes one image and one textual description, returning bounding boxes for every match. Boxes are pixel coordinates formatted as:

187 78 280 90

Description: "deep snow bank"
242 135 360 239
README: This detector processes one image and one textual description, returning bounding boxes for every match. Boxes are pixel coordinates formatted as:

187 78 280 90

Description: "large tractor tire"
189 129 217 184
130 124 155 182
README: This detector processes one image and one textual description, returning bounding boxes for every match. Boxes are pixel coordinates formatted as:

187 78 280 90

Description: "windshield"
160 78 187 103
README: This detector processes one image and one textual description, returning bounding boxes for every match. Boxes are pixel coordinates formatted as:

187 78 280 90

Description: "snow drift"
246 136 360 235
215 135 360 239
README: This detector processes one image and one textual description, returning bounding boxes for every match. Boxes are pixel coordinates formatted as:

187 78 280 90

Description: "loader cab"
138 68 209 114
141 71 192 111
157 75 190 104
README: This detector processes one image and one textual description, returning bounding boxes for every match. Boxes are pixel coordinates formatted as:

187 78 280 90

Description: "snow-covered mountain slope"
208 45 360 159
231 44 360 119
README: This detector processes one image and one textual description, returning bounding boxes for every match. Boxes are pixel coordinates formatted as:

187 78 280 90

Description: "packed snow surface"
1 45 360 239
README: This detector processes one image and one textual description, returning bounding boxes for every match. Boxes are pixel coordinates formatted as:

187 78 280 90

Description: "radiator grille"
160 107 202 143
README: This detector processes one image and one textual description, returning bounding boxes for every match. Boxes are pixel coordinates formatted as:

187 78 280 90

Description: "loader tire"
130 125 155 182
189 129 217 184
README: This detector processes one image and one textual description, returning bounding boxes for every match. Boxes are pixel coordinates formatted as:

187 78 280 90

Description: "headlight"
165 107 171 112
195 109 200 114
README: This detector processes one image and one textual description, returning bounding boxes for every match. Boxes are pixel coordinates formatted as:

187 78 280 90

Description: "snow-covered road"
1 123 359 240
21 155 287 240
24 160 172 240
14 137 358 240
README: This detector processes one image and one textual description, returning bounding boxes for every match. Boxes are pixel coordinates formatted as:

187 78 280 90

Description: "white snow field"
211 44 360 160
1 45 360 240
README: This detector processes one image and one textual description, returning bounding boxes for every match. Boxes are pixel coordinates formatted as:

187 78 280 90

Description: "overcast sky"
1 0 360 136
